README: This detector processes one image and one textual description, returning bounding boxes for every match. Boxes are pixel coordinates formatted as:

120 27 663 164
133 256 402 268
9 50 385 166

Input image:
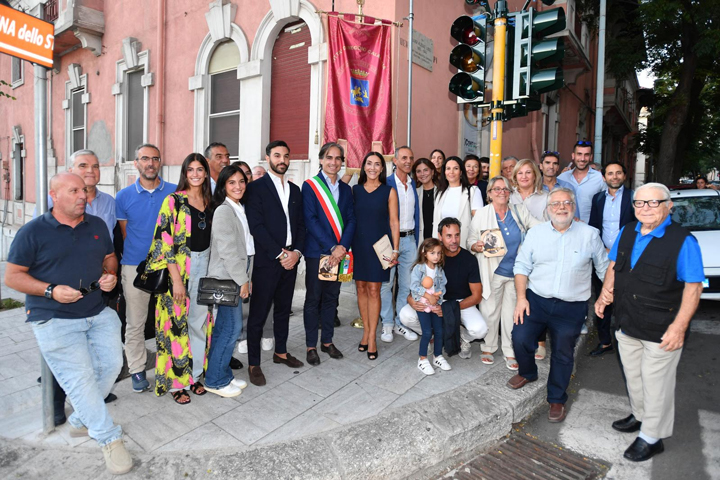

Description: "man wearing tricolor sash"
302 143 357 366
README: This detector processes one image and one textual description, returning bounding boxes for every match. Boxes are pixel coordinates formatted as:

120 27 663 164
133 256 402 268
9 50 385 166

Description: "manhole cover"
447 433 609 479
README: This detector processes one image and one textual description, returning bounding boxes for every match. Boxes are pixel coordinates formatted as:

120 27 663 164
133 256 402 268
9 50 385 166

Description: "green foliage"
0 298 24 311
0 79 17 101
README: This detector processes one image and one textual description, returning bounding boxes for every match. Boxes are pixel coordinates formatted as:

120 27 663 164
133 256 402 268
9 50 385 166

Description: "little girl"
410 238 451 375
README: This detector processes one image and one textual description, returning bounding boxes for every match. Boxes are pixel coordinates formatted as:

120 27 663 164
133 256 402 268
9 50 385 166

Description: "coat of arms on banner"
350 77 370 107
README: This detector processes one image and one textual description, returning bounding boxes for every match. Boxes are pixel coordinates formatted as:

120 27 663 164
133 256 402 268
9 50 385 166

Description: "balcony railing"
43 0 58 23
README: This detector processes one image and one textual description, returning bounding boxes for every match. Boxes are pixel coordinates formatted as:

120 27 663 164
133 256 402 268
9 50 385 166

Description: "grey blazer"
206 200 253 287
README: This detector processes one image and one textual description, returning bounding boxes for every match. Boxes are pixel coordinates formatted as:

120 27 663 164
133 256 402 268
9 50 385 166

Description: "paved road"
518 299 720 480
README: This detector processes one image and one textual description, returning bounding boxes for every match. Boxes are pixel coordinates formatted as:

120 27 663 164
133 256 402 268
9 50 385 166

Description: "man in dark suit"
588 161 636 356
245 140 306 386
301 142 357 365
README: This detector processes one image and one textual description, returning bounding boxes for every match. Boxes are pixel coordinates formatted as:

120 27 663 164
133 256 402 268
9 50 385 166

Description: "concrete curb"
0 337 588 480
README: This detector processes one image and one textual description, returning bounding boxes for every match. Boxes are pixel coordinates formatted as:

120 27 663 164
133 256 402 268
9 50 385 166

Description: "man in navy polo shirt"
115 143 176 393
5 172 133 475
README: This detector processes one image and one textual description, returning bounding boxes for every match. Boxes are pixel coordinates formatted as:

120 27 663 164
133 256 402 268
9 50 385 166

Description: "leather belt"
399 229 415 238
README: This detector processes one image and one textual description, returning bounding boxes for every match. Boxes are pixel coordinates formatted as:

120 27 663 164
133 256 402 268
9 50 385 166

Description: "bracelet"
392 249 399 253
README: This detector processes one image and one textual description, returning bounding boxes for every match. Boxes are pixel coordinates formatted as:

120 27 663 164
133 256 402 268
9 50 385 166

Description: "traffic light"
510 7 566 99
448 15 487 102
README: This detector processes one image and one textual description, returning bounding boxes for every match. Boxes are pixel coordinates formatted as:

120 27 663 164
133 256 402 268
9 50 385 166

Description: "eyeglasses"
139 156 161 163
198 211 207 230
490 187 511 193
574 141 593 147
632 199 668 209
79 280 100 295
548 200 575 209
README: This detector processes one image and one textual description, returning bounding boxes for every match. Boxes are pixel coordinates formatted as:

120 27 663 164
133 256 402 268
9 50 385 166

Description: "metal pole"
593 0 606 165
407 0 414 146
34 64 53 434
489 1 508 179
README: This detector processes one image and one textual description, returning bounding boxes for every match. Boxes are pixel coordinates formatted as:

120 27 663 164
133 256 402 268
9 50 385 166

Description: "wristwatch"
44 284 57 299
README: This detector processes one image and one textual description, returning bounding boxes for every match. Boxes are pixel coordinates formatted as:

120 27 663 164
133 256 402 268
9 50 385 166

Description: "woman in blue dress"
352 152 400 360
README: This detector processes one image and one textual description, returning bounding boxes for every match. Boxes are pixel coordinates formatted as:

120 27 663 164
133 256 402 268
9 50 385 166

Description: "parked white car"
669 189 720 300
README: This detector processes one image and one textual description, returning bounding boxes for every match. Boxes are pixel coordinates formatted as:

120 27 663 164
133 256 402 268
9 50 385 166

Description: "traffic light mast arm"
489 1 508 179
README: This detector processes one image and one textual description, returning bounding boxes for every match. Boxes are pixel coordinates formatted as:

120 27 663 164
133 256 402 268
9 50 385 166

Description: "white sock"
638 431 659 444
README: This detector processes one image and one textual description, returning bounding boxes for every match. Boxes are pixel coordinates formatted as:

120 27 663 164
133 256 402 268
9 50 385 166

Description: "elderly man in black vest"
595 182 704 462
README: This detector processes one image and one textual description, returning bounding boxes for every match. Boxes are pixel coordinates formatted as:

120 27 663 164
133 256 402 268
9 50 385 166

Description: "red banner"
324 15 393 169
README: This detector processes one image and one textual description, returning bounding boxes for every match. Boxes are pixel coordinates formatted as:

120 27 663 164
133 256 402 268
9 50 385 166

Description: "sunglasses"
79 280 100 295
575 141 593 147
198 211 207 230
542 151 559 157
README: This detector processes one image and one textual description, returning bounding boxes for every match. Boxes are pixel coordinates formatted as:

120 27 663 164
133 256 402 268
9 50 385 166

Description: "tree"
606 0 720 184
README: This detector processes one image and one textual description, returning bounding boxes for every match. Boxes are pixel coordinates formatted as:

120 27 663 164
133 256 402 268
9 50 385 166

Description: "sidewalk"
0 269 554 479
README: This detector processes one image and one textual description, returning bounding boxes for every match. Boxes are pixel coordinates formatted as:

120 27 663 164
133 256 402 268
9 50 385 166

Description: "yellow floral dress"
145 191 213 396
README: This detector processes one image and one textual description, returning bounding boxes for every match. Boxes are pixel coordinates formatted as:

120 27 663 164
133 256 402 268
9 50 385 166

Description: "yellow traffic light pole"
489 13 507 179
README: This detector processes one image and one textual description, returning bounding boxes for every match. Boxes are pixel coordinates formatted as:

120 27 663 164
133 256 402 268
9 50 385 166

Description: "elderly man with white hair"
595 182 703 462
508 187 608 423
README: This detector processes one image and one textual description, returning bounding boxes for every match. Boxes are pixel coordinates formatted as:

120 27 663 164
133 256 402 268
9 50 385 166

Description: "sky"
637 68 655 88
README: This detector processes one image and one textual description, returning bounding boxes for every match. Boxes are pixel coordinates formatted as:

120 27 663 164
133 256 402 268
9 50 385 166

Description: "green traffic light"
532 38 564 65
530 68 564 94
449 72 485 101
530 8 566 38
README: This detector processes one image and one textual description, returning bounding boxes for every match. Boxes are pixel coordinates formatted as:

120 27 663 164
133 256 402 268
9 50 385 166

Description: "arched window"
208 41 241 158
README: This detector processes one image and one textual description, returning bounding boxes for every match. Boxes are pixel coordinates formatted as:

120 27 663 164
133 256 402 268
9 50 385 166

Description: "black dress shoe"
273 353 304 368
104 393 118 404
54 411 67 426
334 315 341 327
248 366 266 386
321 343 344 359
612 414 642 433
624 437 664 462
229 357 244 370
307 349 321 366
589 343 614 357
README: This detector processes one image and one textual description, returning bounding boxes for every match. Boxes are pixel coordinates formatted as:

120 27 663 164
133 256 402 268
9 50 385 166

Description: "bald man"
5 173 133 474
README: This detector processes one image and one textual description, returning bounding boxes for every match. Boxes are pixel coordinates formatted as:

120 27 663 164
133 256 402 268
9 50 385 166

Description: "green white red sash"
306 175 344 242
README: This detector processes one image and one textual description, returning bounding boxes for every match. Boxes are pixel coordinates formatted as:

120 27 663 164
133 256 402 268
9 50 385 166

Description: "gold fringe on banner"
316 10 404 28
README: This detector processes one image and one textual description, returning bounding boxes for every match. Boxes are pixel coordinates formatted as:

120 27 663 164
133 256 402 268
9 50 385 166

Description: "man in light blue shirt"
33 150 116 239
115 143 176 393
539 151 576 195
557 141 605 222
508 187 608 423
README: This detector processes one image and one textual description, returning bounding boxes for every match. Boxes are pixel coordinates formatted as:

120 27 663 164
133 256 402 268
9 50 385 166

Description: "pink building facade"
0 0 630 257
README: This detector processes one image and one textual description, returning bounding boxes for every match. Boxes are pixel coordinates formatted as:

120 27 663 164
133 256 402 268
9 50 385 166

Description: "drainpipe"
407 0 414 146
156 0 166 157
593 0 606 165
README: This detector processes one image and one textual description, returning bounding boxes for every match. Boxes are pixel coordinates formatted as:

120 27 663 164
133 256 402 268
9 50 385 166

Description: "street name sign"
0 4 54 69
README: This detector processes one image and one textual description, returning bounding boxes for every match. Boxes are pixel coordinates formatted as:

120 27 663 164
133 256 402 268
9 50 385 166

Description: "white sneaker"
205 383 242 398
237 340 248 354
381 324 394 343
394 325 418 341
261 337 275 351
581 324 589 335
433 355 452 371
459 338 472 359
418 358 435 375
231 378 248 389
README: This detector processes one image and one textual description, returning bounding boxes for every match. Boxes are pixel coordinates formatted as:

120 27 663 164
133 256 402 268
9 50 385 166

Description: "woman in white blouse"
509 159 548 221
432 156 483 248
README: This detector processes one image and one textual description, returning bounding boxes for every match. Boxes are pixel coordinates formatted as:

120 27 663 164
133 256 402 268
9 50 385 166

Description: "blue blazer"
245 173 305 267
588 188 636 242
302 174 357 258
386 172 420 244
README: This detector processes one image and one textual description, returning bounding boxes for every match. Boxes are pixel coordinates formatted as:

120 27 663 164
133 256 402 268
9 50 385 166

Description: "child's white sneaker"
433 355 452 371
418 358 435 375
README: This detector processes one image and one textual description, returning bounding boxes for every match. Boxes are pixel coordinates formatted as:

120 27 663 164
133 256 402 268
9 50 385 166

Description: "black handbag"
133 260 170 294
197 277 241 307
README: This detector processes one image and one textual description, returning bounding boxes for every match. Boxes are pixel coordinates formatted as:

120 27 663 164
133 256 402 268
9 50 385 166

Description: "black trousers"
303 257 341 347
592 269 614 346
247 261 297 366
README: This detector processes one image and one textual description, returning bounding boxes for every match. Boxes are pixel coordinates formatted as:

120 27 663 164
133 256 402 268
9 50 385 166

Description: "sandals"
171 390 191 405
190 382 207 396
358 343 368 352
480 352 495 365
504 357 519 371
367 350 378 361
535 345 547 360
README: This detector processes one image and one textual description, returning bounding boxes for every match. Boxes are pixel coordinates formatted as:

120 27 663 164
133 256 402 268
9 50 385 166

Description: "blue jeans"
205 302 242 389
31 307 123 446
417 311 443 357
187 249 210 382
381 235 416 327
512 289 587 404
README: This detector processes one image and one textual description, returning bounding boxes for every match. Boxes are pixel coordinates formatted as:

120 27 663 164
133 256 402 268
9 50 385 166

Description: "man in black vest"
595 183 704 462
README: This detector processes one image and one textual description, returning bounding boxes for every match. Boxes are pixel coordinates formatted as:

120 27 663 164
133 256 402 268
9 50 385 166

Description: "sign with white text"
0 5 54 69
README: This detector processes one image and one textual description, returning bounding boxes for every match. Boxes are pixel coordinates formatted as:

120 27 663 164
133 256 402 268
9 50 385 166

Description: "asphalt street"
516 299 720 480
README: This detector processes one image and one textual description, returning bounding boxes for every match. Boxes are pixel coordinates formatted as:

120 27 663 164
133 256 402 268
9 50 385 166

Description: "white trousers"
616 329 683 439
479 275 516 358
399 302 487 341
